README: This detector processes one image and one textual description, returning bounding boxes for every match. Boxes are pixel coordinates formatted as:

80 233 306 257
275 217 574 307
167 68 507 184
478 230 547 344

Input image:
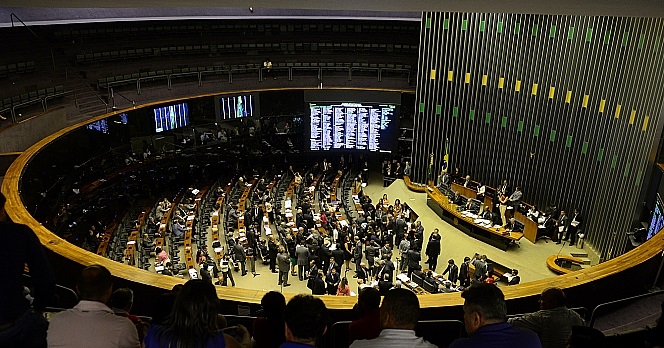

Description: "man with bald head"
508 287 585 348
350 288 436 348
48 265 140 348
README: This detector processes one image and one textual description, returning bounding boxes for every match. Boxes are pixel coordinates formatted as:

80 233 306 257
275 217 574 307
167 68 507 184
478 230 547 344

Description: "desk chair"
536 230 552 243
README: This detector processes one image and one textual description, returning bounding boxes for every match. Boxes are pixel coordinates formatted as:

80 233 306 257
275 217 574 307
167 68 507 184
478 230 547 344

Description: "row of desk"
211 183 233 264
183 186 209 270
123 211 148 266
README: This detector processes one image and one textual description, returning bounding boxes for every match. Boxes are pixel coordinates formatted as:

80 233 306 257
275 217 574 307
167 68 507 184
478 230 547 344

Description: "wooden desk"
427 186 523 251
450 183 493 210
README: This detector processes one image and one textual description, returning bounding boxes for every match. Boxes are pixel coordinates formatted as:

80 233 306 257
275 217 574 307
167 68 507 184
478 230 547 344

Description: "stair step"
569 251 588 258
579 258 591 265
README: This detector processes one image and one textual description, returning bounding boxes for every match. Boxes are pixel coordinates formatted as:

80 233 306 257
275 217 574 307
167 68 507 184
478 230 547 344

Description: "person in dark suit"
505 218 523 233
566 208 582 245
312 270 327 295
556 211 569 244
406 248 421 277
277 248 291 287
325 267 340 295
442 259 459 285
374 259 394 282
268 237 279 273
233 241 247 276
425 229 441 272
356 262 369 283
377 273 393 296
459 256 471 288
507 269 521 285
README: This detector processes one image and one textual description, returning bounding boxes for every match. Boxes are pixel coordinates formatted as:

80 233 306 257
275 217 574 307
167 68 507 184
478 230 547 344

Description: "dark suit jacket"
459 262 470 283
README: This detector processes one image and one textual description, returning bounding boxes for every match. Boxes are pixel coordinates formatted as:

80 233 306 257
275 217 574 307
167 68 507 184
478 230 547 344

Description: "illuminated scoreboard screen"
308 102 398 152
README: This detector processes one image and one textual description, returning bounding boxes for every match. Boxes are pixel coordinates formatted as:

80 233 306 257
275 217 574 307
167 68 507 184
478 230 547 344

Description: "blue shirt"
144 325 226 348
449 322 542 348
279 342 317 348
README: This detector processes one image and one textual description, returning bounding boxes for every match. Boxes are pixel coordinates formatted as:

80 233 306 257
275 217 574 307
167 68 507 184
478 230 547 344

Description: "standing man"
398 237 410 272
268 236 279 273
443 259 459 285
459 256 471 288
233 240 247 276
277 247 291 287
296 242 309 281
325 267 340 295
406 248 422 277
220 254 235 286
566 209 582 245
353 236 363 278
264 58 276 80
556 211 569 245
425 228 441 272
0 192 55 347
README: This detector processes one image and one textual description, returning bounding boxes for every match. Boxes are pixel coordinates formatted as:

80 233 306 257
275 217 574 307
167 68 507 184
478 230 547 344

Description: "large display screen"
648 194 664 240
308 102 398 152
86 119 109 133
154 103 189 133
218 94 257 120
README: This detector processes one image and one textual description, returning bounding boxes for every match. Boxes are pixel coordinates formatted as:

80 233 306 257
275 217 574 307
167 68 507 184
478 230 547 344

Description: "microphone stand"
556 240 567 267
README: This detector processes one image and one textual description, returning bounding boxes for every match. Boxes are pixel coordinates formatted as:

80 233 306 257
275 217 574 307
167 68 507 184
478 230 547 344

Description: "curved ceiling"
1 1 663 27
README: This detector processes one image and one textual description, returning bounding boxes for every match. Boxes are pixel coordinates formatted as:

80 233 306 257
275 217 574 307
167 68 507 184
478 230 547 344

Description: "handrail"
9 13 54 70
65 67 109 114
589 290 664 328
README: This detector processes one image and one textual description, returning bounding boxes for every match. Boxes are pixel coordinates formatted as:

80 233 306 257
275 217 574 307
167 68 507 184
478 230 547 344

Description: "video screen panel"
648 195 664 240
154 103 189 133
86 119 109 133
218 94 257 120
308 102 398 152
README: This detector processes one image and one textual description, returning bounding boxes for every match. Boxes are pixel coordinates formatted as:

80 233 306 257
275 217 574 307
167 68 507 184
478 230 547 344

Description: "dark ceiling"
0 0 663 27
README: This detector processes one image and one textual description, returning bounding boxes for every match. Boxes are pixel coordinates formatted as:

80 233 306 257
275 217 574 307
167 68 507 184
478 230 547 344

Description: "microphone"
556 239 567 263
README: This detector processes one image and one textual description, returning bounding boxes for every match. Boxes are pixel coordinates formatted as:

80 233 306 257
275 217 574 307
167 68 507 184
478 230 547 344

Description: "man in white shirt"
349 288 436 348
47 265 140 348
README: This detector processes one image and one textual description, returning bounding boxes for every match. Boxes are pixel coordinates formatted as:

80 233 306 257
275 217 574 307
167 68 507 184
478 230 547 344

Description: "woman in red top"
336 277 351 296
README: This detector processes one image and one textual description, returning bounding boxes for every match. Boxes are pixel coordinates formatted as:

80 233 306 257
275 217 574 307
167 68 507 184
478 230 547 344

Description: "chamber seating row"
76 42 418 65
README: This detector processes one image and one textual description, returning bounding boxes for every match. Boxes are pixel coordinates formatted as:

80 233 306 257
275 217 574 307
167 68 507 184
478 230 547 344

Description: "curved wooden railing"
404 175 427 192
3 89 664 310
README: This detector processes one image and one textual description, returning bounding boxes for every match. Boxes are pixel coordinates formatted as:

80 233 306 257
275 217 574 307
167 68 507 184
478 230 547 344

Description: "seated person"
505 218 523 233
527 205 540 221
441 280 458 293
509 287 585 348
172 219 185 238
253 291 286 348
506 269 521 285
348 288 382 342
537 215 555 240
47 265 140 347
451 192 464 206
350 288 437 348
449 284 541 348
